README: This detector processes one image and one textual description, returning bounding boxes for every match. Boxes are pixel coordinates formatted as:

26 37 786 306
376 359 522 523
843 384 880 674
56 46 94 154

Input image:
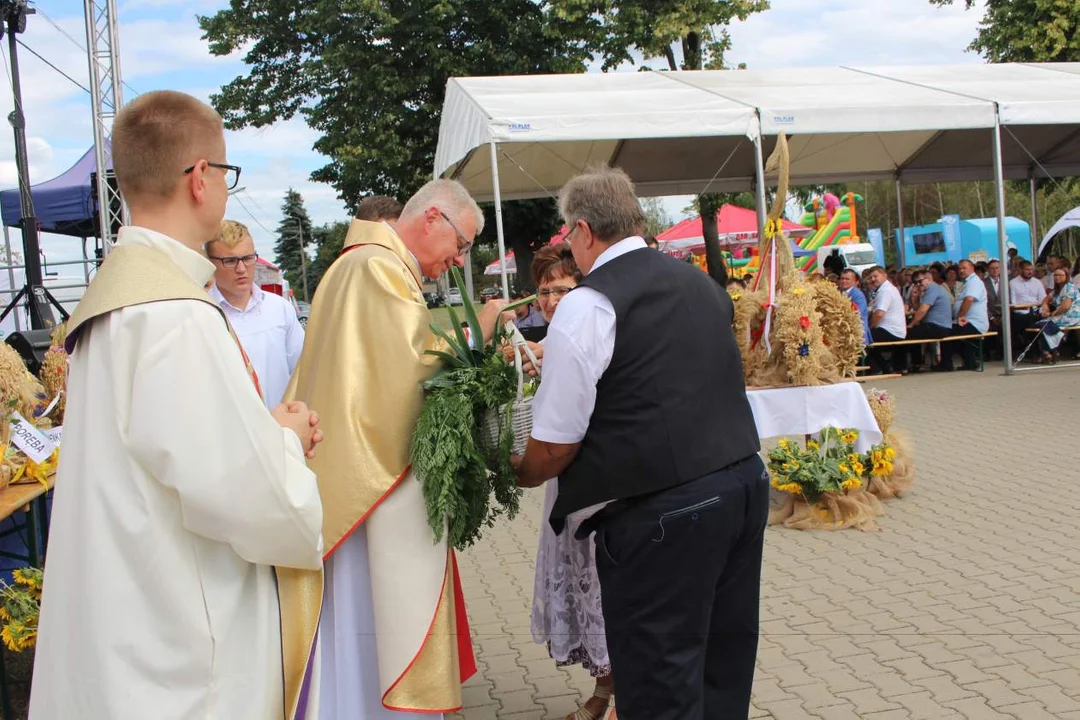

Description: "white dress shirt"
871 280 907 338
210 283 305 407
1010 276 1047 307
531 237 646 529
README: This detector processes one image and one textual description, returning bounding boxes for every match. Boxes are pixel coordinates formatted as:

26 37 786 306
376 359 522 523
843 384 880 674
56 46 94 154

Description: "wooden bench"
865 332 999 372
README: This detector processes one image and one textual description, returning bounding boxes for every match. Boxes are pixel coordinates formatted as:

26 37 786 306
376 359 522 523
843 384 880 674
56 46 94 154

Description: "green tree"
477 198 562 293
201 1 587 277
199 1 587 206
641 196 673 237
309 220 350 292
275 189 316 298
552 0 770 283
929 0 1079 62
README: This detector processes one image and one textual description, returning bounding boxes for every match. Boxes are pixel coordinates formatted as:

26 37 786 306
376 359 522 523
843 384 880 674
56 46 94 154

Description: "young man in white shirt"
866 265 907 374
208 220 305 407
1009 259 1048 354
31 90 324 720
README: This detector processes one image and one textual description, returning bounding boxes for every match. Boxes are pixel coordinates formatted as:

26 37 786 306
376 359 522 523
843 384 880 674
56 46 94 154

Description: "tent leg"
993 115 1014 376
81 236 91 283
753 125 767 242
1029 177 1040 261
3 227 19 333
489 140 511 301
895 178 906 268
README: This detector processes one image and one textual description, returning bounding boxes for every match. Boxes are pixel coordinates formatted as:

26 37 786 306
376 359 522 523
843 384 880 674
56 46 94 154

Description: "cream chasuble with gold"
285 220 476 718
30 227 324 720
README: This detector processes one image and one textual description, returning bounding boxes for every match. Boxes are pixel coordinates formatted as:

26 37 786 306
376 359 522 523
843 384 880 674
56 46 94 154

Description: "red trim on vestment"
452 550 477 682
380 551 468 714
322 466 409 561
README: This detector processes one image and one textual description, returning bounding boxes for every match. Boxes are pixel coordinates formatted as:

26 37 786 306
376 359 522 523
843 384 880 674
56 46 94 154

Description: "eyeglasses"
538 287 573 298
209 253 258 269
184 162 242 190
562 224 577 245
439 210 474 256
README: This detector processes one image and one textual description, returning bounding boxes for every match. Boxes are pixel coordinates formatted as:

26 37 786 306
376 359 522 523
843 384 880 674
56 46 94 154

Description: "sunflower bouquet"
767 427 865 502
0 566 42 652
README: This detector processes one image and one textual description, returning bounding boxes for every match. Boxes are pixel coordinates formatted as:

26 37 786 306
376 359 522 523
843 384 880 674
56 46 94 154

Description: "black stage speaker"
6 328 52 375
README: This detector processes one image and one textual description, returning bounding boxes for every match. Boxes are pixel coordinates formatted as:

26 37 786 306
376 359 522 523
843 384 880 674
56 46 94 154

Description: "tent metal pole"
895 178 906 268
993 114 1014 376
753 128 767 243
3 227 18 333
489 140 511 301
1029 176 1040 261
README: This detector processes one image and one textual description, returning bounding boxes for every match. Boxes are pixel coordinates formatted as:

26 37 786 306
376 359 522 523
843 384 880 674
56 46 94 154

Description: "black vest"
551 247 760 529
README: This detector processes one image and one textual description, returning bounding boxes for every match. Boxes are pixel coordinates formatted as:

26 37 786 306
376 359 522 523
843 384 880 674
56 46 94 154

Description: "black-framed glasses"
209 253 258 269
439 210 474 256
562 224 577 245
538 287 573 298
184 162 242 190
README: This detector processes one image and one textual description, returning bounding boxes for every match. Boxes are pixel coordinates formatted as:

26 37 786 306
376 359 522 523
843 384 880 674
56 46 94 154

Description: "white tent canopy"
1038 206 1080 259
435 63 1080 200
435 63 1080 375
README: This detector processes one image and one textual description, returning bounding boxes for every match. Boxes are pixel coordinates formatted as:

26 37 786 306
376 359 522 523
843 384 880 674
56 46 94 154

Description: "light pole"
287 216 309 303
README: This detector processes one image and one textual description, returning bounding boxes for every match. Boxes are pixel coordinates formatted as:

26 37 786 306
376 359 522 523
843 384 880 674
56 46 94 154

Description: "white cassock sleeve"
127 302 324 570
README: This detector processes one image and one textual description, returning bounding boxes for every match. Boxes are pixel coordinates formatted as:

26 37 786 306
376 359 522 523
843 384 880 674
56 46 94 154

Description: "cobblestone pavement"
448 364 1080 719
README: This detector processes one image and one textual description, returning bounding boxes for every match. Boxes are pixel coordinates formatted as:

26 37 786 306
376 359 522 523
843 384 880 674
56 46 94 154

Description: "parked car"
424 292 446 308
295 301 311 328
480 287 501 301
446 288 464 306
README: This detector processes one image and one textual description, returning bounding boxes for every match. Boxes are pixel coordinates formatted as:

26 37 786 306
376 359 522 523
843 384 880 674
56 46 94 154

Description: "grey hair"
558 166 647 243
400 179 484 234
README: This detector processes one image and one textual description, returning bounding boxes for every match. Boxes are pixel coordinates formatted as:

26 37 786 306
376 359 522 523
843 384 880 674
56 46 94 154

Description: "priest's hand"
477 298 511 343
272 401 323 459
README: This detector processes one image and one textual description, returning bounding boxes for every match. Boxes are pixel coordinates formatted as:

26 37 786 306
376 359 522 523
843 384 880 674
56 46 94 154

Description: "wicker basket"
481 326 540 455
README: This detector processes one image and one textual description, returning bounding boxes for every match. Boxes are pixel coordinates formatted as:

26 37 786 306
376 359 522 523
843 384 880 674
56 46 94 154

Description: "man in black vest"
514 167 767 720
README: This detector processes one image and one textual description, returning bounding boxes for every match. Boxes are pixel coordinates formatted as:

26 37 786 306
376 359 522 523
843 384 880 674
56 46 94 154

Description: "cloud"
727 0 986 69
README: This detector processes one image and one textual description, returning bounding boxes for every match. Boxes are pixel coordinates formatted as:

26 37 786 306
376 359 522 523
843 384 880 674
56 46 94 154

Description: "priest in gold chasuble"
285 180 508 718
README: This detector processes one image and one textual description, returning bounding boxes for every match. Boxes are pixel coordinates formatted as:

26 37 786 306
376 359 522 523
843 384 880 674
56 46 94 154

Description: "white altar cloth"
746 382 882 453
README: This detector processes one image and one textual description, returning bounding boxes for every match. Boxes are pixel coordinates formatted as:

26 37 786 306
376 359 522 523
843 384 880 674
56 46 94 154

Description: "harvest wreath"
411 268 538 551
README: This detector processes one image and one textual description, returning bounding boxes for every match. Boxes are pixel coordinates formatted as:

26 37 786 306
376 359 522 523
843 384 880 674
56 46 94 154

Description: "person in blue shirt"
838 269 871 346
937 259 988 371
905 269 953 371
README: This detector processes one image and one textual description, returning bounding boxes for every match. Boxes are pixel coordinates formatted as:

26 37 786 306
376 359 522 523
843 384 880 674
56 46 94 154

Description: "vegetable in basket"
410 268 537 550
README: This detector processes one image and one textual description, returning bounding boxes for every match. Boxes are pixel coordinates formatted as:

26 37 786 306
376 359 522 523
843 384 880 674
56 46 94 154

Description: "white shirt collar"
590 236 647 273
118 226 216 287
208 282 264 313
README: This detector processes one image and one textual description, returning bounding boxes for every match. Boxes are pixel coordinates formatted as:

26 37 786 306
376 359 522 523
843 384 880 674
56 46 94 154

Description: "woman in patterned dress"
511 243 614 720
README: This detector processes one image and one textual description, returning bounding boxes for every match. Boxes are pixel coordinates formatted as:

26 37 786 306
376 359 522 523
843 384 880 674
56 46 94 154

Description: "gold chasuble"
285 220 476 712
65 242 320 720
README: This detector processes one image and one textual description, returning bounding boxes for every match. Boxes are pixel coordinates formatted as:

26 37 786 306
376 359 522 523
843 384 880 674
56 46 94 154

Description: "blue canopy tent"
0 144 110 237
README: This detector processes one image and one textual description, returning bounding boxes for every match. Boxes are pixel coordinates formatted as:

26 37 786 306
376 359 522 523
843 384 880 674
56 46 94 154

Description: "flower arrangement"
0 567 42 652
767 427 866 502
0 341 58 489
411 268 535 551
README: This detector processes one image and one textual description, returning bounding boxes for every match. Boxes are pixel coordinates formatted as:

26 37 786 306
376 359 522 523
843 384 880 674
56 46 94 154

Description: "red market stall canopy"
483 226 569 275
657 204 811 254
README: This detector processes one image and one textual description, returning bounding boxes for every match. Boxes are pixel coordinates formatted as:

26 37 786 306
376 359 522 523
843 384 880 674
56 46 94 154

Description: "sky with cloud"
1 0 987 277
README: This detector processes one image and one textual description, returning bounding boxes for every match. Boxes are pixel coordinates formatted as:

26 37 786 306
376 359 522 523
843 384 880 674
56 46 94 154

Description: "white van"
817 243 878 276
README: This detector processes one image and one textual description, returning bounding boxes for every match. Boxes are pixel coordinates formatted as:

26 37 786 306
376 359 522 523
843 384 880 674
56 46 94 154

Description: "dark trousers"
868 327 906 374
590 456 769 720
938 322 982 370
906 322 950 367
1011 310 1040 357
